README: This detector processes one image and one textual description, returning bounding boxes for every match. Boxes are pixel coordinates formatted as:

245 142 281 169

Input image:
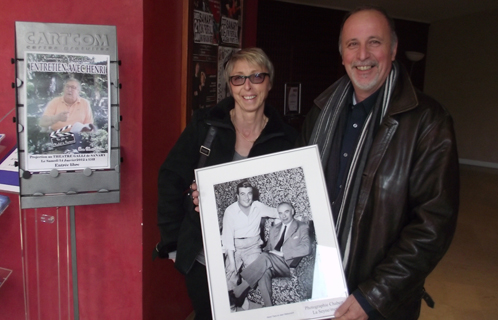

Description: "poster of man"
23 52 111 172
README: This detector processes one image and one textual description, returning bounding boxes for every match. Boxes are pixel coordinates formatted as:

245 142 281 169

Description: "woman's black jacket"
156 97 298 274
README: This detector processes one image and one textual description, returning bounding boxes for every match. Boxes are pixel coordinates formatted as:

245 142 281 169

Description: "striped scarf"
309 62 399 268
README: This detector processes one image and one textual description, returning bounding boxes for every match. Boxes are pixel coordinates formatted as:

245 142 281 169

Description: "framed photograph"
195 146 348 320
284 83 301 116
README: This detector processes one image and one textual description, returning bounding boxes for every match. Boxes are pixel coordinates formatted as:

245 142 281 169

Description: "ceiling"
277 0 498 23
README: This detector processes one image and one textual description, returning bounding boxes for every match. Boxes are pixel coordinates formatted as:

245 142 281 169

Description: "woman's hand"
191 181 200 212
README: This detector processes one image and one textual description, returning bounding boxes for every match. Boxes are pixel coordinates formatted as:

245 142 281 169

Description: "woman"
156 48 298 319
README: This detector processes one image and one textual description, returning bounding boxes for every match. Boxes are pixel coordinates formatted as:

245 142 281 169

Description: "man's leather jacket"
300 63 459 319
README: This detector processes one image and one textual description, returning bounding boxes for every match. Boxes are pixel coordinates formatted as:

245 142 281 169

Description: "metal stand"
70 206 79 320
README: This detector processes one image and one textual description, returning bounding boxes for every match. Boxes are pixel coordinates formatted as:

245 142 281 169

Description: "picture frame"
195 146 348 320
284 83 301 116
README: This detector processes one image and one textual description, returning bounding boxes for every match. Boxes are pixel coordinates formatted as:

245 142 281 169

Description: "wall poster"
189 0 243 121
217 46 239 103
23 52 111 172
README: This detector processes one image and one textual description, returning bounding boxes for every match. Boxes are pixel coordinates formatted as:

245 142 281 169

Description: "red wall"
141 1 259 319
0 1 144 319
0 1 259 319
141 1 190 319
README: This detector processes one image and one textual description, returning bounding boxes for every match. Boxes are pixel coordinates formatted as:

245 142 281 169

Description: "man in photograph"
39 78 94 132
229 202 311 308
221 180 280 291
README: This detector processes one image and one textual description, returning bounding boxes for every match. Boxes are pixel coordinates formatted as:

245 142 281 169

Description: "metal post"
70 206 79 320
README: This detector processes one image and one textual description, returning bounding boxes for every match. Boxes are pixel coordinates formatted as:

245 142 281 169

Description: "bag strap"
153 125 217 261
197 126 217 168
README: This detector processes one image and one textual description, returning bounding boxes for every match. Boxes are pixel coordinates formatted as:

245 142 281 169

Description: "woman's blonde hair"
224 47 274 87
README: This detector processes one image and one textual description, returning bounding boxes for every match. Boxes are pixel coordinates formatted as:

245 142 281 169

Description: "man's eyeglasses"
229 73 269 86
65 85 78 90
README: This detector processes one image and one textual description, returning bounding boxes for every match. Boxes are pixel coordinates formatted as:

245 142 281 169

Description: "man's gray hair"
64 78 81 90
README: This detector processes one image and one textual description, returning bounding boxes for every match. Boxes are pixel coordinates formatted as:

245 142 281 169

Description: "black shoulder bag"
154 126 218 260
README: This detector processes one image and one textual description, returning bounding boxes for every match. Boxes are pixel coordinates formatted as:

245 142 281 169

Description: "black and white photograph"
215 169 316 312
196 146 348 320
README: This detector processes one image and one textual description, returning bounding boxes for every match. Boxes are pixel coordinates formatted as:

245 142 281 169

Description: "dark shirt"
329 89 380 216
328 89 382 318
336 91 379 193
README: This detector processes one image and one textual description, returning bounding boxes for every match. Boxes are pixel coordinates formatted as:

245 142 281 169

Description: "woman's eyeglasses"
229 73 269 86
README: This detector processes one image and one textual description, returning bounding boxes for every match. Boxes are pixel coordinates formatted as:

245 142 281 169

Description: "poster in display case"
14 21 120 208
23 52 111 172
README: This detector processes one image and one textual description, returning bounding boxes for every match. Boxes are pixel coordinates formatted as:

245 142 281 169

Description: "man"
222 180 279 290
39 78 94 132
230 202 311 307
300 6 459 320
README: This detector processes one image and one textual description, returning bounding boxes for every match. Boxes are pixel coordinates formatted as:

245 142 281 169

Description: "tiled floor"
420 165 498 319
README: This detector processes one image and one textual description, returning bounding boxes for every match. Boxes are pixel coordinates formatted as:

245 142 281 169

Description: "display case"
14 22 121 209
0 108 19 194
0 267 13 289
7 21 121 319
21 207 75 319
2 109 75 317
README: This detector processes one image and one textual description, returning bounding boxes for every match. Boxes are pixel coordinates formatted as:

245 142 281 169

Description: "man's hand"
226 260 237 274
334 294 368 320
55 111 69 123
269 250 284 257
39 111 69 128
191 181 200 212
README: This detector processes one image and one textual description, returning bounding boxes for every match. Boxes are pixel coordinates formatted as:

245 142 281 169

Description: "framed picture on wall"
284 83 301 116
195 146 348 320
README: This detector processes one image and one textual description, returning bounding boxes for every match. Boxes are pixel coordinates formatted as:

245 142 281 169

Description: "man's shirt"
221 201 279 251
42 96 94 131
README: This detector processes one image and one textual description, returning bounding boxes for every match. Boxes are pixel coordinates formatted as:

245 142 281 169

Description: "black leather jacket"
300 64 460 319
157 97 298 275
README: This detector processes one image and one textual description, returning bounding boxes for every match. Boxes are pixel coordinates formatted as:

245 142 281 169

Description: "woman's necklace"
231 109 268 143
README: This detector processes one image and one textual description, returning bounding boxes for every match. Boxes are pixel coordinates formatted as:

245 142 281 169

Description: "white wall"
424 10 498 167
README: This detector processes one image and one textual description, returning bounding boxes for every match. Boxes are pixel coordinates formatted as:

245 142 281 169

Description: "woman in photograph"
155 47 298 319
